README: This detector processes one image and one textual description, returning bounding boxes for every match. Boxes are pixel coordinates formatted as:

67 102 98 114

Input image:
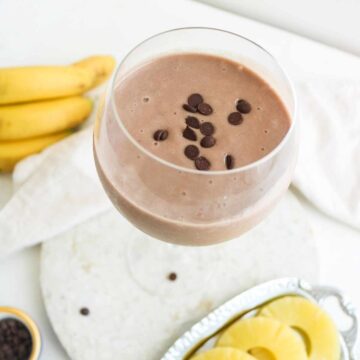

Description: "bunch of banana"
0 55 115 172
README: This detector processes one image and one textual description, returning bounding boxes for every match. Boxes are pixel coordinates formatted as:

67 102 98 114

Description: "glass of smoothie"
94 27 297 246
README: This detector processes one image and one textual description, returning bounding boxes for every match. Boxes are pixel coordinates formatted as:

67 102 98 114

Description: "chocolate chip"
183 104 197 113
225 154 234 169
197 102 213 115
188 93 203 108
200 136 216 148
183 126 197 141
228 112 243 125
168 272 177 281
153 129 169 141
0 318 32 360
184 145 200 160
80 307 90 316
195 156 211 171
200 122 215 136
185 116 200 129
236 99 252 114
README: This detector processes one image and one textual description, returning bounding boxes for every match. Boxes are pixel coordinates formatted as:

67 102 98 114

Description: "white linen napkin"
294 80 360 229
0 123 111 259
0 79 359 258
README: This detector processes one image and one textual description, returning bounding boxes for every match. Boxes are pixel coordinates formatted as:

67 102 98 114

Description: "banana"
0 131 71 172
74 55 116 88
0 96 92 140
0 65 96 105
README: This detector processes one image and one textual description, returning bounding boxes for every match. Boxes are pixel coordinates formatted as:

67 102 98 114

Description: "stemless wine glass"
94 27 297 247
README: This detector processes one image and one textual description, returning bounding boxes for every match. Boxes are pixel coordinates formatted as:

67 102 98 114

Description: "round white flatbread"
41 191 318 360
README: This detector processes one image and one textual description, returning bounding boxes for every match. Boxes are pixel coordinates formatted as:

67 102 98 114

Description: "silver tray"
162 278 358 360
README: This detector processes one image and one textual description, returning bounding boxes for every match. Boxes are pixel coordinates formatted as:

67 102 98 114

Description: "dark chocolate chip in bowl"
228 112 243 125
0 318 33 360
197 102 213 115
183 103 197 113
236 99 252 114
200 136 216 148
184 145 200 160
185 116 200 129
195 156 211 171
188 93 203 108
200 122 215 136
153 129 169 141
225 154 234 170
183 126 197 141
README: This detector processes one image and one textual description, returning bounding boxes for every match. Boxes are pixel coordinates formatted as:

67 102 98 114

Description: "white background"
198 0 360 56
0 0 360 358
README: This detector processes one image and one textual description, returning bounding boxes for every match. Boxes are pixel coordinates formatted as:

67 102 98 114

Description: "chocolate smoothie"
115 54 290 171
94 53 296 245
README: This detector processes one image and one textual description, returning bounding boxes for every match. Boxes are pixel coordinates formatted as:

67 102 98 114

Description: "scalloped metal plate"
161 278 358 360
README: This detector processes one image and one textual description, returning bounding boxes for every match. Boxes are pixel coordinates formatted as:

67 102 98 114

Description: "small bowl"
0 306 41 360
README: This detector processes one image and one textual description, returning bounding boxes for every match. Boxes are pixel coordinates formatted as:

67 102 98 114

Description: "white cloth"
294 81 360 230
0 80 359 258
0 123 111 259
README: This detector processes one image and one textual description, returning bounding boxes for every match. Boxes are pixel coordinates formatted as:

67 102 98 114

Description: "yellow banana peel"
74 55 116 88
0 96 92 140
0 131 72 172
0 66 96 105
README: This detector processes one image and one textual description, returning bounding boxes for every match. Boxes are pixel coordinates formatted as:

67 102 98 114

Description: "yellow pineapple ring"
259 296 341 360
216 317 307 360
191 347 257 360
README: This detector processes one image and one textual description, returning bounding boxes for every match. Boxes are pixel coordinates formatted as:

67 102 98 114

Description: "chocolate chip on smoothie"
228 112 243 125
197 102 213 115
200 136 216 148
188 93 204 108
200 122 215 136
153 129 169 141
195 156 211 171
236 99 252 114
183 103 197 113
225 154 234 169
183 126 197 141
184 145 200 160
185 116 200 129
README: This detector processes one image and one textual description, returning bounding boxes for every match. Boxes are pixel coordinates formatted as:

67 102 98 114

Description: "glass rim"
109 26 297 176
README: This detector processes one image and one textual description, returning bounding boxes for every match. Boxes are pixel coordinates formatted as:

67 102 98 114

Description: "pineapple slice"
259 296 341 360
191 347 257 360
216 317 307 360
248 347 276 360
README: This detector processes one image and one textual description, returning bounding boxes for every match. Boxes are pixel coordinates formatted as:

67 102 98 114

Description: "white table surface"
197 0 360 56
0 0 360 358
